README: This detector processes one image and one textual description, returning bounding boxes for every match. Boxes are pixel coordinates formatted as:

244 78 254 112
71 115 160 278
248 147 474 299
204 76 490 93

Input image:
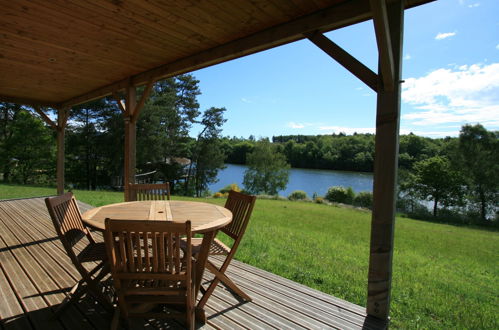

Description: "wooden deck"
0 197 386 329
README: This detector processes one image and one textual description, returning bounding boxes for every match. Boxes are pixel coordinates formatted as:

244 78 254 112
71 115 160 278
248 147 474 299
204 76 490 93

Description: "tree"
66 99 116 189
401 156 463 217
243 139 290 195
187 107 227 196
136 75 201 183
1 109 55 184
455 124 498 221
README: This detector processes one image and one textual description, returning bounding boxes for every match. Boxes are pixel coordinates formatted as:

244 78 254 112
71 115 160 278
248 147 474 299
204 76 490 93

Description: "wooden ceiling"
0 0 431 108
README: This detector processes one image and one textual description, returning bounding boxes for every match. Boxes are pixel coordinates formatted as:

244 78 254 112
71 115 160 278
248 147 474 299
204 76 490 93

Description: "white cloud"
496 44 499 50
401 63 499 127
318 126 375 135
288 122 305 129
468 3 480 8
404 54 412 60
241 97 252 103
435 32 456 40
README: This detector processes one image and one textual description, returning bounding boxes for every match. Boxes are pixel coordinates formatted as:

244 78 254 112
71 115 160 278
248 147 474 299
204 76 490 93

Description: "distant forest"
222 133 449 173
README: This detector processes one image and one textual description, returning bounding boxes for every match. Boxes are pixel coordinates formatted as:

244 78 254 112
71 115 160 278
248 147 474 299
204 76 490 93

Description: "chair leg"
186 305 195 330
110 307 120 330
210 266 252 301
205 261 252 302
51 281 86 319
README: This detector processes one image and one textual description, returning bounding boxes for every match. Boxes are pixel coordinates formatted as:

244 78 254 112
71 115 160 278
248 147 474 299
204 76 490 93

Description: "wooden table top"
81 200 232 233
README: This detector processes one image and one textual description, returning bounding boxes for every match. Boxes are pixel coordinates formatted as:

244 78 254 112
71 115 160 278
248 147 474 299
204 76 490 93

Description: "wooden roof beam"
370 0 395 92
305 31 378 92
0 95 56 108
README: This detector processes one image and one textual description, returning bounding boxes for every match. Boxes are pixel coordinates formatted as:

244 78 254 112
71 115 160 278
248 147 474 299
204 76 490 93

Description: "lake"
208 164 373 198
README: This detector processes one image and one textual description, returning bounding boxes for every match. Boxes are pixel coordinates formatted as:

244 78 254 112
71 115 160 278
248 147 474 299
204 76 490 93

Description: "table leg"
193 230 216 321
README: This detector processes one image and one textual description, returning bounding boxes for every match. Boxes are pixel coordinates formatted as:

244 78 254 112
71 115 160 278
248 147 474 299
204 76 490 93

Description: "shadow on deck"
0 197 386 329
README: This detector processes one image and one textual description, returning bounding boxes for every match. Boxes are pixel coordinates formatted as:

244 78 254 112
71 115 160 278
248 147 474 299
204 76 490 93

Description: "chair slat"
129 183 171 201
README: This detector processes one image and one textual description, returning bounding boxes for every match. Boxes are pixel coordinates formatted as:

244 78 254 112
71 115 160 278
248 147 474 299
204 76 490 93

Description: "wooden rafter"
131 79 154 123
32 106 57 131
370 0 395 92
305 31 378 92
112 91 126 113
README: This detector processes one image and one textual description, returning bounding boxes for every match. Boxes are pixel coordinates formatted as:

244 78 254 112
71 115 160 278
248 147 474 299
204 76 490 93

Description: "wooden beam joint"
370 0 395 92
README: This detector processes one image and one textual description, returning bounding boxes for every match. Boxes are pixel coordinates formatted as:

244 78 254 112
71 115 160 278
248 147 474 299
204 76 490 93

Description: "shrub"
353 191 373 209
212 192 224 198
325 186 355 204
314 196 324 204
288 190 308 201
219 183 241 194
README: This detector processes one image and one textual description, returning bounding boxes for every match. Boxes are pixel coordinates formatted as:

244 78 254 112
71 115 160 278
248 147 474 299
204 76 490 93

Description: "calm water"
208 164 373 197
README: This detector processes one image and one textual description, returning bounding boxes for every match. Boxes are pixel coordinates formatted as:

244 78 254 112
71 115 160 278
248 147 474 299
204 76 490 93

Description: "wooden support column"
367 0 404 322
33 106 68 195
56 108 69 195
123 84 136 202
118 80 154 201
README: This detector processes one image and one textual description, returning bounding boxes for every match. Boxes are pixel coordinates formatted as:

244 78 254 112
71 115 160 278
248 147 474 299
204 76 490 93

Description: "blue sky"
191 0 498 139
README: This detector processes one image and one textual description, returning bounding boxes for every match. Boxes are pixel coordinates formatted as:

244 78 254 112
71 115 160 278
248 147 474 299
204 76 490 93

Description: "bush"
314 196 324 204
325 186 355 204
353 191 373 209
219 183 241 194
288 190 308 201
212 192 224 198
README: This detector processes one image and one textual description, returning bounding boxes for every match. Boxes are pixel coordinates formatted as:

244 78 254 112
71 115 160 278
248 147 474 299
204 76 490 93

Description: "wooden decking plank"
205 294 271 330
216 255 368 315
0 236 64 330
0 207 108 330
205 268 333 330
0 266 33 330
209 286 300 329
214 259 376 329
217 268 361 330
205 304 249 330
0 200 110 329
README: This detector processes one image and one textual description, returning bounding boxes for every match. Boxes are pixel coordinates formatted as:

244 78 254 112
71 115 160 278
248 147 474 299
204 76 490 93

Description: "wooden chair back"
222 190 256 241
45 192 95 275
129 183 171 201
104 219 194 326
196 190 256 309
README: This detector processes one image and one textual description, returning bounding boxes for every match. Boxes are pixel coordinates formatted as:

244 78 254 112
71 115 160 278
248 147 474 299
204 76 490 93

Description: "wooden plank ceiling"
0 0 431 108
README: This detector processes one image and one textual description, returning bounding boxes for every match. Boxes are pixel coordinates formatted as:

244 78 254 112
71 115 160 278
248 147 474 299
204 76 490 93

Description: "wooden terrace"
1 0 436 326
0 197 385 329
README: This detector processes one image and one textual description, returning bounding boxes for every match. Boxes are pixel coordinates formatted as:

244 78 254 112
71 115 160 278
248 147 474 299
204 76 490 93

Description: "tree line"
221 127 498 224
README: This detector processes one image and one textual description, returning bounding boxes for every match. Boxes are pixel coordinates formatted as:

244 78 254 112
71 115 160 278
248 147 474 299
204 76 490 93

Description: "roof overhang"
0 0 433 109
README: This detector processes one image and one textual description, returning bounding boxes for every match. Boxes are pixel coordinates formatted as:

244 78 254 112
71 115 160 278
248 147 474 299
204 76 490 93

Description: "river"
208 164 373 197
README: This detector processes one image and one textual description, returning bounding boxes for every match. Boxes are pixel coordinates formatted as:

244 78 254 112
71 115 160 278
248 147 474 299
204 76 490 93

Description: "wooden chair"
129 183 171 201
45 192 111 317
104 219 195 330
192 190 256 310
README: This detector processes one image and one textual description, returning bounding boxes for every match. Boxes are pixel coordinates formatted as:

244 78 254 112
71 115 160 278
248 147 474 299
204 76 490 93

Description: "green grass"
1 184 497 329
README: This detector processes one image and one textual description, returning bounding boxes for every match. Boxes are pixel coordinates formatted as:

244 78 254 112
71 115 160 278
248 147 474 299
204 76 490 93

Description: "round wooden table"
81 200 232 321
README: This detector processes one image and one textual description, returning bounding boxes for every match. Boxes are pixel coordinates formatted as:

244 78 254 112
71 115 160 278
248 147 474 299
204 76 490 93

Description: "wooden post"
56 107 69 195
117 80 153 201
123 84 137 201
367 0 404 322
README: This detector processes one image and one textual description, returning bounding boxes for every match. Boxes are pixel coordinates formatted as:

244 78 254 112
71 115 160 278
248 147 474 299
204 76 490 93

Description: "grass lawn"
1 184 497 329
